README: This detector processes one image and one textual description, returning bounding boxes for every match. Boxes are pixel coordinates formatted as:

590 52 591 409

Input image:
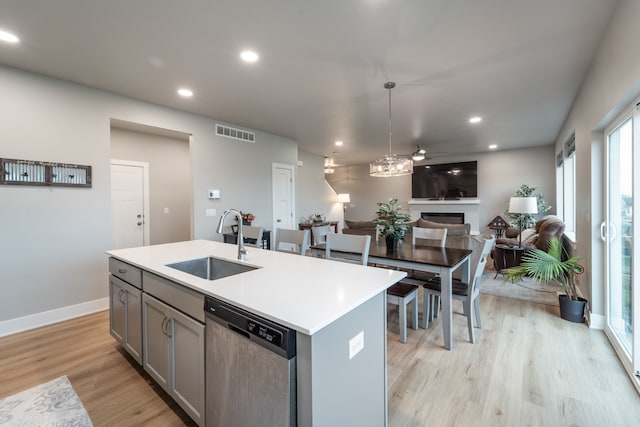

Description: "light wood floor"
1 294 639 426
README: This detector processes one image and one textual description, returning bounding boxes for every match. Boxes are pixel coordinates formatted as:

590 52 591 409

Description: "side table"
493 244 526 278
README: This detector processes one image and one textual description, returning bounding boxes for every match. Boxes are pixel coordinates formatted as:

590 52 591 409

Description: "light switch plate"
208 189 220 199
349 331 364 360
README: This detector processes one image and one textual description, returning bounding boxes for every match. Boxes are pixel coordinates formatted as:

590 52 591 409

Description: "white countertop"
107 240 405 335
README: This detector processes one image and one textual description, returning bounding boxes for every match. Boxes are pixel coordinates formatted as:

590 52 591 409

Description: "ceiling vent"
216 124 255 143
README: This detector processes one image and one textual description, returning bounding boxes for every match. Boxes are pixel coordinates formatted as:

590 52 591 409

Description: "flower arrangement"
309 213 324 223
374 198 411 240
240 212 255 223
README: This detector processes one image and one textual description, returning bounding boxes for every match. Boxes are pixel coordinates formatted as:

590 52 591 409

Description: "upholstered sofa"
492 215 566 271
496 215 565 251
342 220 378 238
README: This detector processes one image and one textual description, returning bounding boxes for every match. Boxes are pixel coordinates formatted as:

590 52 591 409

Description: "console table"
299 221 339 245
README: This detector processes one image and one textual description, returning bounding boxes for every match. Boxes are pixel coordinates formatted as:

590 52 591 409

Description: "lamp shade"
508 196 538 214
338 193 351 203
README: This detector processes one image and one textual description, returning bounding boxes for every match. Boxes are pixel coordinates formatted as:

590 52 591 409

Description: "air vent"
215 124 255 143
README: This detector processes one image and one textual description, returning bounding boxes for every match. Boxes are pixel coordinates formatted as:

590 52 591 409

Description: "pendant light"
370 82 413 177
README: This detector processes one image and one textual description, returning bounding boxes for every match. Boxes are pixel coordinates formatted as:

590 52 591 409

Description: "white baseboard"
587 311 605 330
0 298 109 337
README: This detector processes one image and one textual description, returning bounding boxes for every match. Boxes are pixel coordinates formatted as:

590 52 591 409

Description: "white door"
111 160 149 249
272 163 295 248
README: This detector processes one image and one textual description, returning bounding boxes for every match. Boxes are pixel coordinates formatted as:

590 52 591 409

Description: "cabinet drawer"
143 271 205 323
109 258 142 289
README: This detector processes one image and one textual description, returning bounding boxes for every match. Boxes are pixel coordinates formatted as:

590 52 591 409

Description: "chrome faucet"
217 209 248 260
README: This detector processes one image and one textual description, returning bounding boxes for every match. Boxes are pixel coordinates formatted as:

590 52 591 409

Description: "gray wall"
327 145 556 234
553 0 640 318
110 126 192 245
0 65 304 326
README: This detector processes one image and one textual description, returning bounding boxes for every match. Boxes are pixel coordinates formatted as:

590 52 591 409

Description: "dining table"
312 238 472 350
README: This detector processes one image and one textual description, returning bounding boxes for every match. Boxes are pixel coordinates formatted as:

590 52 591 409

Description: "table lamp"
508 196 538 248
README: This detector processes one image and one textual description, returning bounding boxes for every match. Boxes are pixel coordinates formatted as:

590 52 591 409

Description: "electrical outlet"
349 331 364 360
206 209 216 217
164 207 170 214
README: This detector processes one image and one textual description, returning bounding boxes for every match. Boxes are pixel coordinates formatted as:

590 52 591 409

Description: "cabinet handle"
117 289 126 304
161 317 168 335
118 268 127 274
166 318 173 338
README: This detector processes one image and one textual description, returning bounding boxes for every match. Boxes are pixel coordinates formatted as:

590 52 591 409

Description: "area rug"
0 376 93 426
479 271 560 306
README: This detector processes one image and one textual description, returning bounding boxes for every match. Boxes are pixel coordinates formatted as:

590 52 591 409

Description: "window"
556 134 576 238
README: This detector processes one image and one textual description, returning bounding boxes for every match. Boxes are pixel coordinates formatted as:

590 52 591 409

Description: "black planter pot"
558 295 587 323
385 236 398 253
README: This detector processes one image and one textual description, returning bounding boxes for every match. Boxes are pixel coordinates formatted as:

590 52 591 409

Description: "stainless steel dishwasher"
205 296 297 427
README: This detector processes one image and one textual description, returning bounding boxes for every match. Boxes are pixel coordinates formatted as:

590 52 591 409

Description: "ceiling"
0 0 618 166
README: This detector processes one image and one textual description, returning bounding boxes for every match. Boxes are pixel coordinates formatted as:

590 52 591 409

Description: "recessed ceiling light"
335 141 343 146
469 116 482 124
489 144 498 150
240 50 259 63
0 30 20 44
177 88 193 97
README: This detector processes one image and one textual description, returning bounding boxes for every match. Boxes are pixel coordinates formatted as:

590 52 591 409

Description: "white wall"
296 151 344 228
553 0 640 318
0 65 308 332
327 145 556 233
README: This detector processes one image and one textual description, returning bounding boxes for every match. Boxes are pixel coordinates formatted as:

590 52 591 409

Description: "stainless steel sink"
166 256 260 280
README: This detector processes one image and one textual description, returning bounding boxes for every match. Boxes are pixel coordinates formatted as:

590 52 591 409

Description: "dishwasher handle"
227 322 251 339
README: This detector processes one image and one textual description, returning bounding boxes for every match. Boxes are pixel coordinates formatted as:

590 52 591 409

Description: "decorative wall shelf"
1 158 92 188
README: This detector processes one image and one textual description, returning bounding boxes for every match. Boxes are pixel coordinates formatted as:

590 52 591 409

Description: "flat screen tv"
411 161 478 199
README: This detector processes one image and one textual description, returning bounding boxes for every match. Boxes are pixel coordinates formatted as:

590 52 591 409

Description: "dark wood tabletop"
367 239 472 268
312 240 471 268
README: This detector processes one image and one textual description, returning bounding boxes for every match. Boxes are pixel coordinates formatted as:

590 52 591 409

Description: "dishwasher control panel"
205 296 296 359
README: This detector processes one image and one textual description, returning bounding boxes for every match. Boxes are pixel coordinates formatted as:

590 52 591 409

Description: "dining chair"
421 235 495 343
386 282 419 343
383 226 447 343
325 233 371 265
407 227 448 320
387 227 447 328
412 226 447 247
311 224 332 245
274 228 310 255
242 225 264 248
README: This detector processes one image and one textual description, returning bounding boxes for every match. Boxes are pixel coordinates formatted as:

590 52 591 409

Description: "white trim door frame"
272 163 296 249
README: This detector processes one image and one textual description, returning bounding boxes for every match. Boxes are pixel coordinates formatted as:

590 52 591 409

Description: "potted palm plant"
503 237 586 322
374 198 411 252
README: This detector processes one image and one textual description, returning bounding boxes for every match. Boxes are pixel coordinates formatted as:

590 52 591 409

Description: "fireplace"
421 212 464 224
408 198 481 234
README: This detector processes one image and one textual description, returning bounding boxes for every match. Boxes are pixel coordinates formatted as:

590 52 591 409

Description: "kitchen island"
107 240 405 427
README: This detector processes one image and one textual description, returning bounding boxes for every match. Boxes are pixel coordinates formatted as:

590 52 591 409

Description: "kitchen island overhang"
107 239 405 335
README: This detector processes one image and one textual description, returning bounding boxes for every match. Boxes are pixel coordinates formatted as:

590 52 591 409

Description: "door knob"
137 221 143 226
277 219 282 223
137 214 142 218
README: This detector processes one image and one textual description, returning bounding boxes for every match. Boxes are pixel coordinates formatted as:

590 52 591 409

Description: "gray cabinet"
109 260 142 365
143 293 205 426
